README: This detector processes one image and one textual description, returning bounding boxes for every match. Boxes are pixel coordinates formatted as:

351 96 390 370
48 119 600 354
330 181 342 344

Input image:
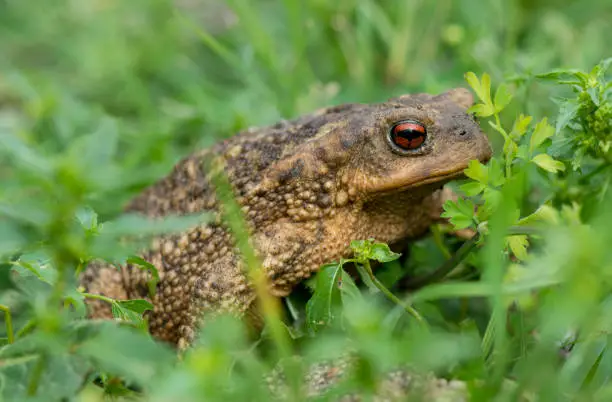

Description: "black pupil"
393 124 425 150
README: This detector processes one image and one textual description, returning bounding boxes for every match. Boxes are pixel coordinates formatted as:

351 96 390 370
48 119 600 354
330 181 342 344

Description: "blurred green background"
0 0 609 212
0 1 611 400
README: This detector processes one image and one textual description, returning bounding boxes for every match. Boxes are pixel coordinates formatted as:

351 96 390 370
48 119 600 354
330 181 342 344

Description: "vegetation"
0 0 610 400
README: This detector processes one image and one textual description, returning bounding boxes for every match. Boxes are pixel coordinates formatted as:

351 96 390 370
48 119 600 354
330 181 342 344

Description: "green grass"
0 0 611 400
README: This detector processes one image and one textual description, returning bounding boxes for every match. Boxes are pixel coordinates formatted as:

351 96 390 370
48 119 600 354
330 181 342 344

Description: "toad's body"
82 88 491 349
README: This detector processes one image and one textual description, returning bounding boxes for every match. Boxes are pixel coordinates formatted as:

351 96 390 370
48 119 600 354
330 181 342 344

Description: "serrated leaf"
555 99 580 134
350 239 401 263
510 114 533 139
494 84 513 112
488 159 506 187
441 198 475 230
481 188 503 218
467 103 494 117
532 153 566 173
111 302 140 323
530 118 555 153
118 299 154 315
464 159 488 183
460 181 486 196
535 69 581 81
586 87 600 106
507 235 529 260
367 243 401 263
111 300 151 329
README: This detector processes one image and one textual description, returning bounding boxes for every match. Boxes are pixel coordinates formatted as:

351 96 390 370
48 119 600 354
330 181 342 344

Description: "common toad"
82 88 492 350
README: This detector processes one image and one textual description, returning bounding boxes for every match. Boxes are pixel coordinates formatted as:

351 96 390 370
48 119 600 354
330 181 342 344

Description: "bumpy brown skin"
82 88 491 350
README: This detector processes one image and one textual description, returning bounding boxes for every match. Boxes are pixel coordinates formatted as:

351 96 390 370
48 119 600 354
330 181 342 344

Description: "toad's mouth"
366 166 468 196
399 168 467 191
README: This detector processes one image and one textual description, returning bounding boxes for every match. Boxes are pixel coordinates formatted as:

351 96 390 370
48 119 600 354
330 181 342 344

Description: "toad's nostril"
459 130 467 136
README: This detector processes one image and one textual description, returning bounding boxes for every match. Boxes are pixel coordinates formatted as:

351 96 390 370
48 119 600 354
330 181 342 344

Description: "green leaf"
460 181 486 196
441 198 476 230
530 118 555 153
337 269 361 305
488 158 506 187
494 83 513 112
464 72 484 101
510 114 533 139
305 263 346 332
0 134 52 175
76 325 174 384
555 99 580 134
127 256 160 297
0 221 26 257
111 299 153 328
69 117 118 167
350 239 401 263
367 243 401 263
111 302 141 324
507 235 529 260
467 103 494 117
532 153 566 173
535 68 581 81
518 204 560 226
101 213 210 238
0 354 90 401
117 299 154 315
464 159 488 183
480 73 492 106
481 188 503 217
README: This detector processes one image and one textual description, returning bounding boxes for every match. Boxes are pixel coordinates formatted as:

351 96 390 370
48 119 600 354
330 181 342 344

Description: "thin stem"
16 319 36 338
27 354 47 396
360 260 424 323
507 226 542 236
494 112 513 178
81 292 115 305
579 162 611 184
431 224 452 259
403 226 541 290
0 304 14 344
403 233 480 290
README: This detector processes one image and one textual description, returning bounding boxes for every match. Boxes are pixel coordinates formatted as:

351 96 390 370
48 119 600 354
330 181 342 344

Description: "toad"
82 88 492 350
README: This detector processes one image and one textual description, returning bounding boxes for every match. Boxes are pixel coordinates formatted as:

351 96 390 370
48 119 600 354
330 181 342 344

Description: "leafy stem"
0 304 14 344
356 259 424 323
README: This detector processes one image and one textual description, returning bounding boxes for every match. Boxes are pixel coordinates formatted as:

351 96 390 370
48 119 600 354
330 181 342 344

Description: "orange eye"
389 120 427 152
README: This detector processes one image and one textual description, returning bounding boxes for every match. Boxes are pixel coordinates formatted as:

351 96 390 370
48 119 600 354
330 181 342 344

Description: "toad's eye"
388 120 427 152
